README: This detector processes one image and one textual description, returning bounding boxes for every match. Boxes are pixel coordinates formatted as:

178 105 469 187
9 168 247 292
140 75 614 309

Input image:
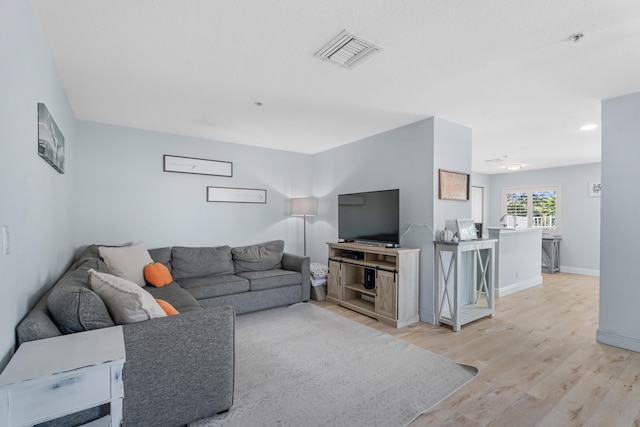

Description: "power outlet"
2 225 10 255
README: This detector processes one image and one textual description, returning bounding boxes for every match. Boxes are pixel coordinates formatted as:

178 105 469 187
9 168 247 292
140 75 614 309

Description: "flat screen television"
338 189 400 245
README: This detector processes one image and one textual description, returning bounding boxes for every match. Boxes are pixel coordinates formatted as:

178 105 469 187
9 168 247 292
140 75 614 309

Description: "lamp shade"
290 197 317 216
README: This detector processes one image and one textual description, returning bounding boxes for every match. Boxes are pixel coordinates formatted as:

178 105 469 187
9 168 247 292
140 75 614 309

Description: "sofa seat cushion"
145 282 203 313
176 275 250 300
237 269 302 292
171 246 234 279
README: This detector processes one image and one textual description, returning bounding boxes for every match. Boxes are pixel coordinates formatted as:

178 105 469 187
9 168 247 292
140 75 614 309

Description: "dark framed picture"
164 155 232 177
37 103 65 174
207 186 267 204
438 169 469 201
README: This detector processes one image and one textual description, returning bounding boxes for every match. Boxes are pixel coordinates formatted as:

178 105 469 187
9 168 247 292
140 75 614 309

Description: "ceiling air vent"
314 30 381 69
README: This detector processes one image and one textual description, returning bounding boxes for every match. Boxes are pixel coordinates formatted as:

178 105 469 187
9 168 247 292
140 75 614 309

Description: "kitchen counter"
487 227 543 297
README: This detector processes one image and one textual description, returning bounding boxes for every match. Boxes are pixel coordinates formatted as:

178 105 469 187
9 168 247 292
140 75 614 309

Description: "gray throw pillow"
47 286 115 334
171 246 235 279
232 240 284 273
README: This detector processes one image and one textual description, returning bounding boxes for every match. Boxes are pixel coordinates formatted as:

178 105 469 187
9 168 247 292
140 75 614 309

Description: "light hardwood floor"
312 273 640 426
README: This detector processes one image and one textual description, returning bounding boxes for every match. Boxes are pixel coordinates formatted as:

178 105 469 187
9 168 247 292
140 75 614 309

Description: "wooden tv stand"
326 242 420 328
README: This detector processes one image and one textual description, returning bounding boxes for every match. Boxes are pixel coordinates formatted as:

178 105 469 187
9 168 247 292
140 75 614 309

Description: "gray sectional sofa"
16 240 310 427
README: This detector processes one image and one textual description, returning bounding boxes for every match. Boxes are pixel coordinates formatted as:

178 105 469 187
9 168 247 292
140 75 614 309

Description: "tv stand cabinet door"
327 260 343 300
375 270 397 319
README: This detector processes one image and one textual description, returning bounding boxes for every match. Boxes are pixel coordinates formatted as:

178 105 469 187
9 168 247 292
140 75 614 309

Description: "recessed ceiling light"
505 164 522 171
579 124 598 131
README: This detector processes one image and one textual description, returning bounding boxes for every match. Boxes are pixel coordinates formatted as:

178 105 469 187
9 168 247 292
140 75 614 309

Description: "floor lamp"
290 197 317 256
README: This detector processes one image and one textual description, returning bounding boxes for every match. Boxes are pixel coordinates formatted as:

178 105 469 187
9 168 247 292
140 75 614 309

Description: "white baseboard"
596 329 640 352
496 276 543 298
559 266 600 277
419 309 436 325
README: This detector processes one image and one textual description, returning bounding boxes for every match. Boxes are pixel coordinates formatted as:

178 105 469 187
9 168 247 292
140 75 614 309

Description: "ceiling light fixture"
484 155 508 163
569 32 584 43
505 164 522 171
579 124 598 131
314 30 381 69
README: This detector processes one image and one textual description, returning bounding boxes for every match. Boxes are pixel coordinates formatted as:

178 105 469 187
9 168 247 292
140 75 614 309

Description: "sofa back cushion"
171 246 235 279
232 240 284 273
48 286 115 334
149 247 172 271
47 258 116 334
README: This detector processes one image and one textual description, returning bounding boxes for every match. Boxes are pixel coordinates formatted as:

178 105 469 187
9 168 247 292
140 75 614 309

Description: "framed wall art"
589 180 601 198
164 155 232 177
207 187 267 204
37 103 65 174
439 169 469 201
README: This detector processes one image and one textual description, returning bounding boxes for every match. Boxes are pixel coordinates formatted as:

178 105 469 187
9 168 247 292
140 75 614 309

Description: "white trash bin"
310 263 329 301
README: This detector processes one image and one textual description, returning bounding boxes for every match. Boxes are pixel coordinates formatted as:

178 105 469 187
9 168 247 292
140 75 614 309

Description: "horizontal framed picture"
164 155 232 177
207 186 267 204
439 169 469 201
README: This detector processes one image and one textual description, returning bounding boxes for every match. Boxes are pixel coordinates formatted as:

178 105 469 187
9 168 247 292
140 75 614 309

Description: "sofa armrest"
282 252 310 301
121 306 235 427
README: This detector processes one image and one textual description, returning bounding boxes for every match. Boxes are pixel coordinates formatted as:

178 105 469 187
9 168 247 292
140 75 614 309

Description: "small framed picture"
207 187 267 204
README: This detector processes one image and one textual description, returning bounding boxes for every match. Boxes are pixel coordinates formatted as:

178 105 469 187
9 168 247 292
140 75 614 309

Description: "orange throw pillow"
144 262 173 287
155 299 179 316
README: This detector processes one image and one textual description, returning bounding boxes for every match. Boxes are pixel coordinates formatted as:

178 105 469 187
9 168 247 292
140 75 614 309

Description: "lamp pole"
290 197 317 257
303 214 307 256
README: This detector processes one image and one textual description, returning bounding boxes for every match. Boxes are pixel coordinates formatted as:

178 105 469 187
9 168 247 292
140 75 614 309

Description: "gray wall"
598 91 640 352
311 117 471 324
486 163 601 275
74 121 313 251
0 1 77 368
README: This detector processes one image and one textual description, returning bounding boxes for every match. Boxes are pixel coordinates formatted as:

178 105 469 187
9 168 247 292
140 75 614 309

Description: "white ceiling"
32 0 640 174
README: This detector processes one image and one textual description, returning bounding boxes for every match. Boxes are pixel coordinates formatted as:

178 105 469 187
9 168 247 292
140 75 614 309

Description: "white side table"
0 326 126 427
434 239 497 331
542 236 561 273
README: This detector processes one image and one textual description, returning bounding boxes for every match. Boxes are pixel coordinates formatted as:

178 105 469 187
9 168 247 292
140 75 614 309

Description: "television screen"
338 189 400 245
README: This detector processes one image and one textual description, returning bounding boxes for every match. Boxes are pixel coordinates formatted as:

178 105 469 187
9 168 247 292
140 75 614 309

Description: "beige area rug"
191 303 477 427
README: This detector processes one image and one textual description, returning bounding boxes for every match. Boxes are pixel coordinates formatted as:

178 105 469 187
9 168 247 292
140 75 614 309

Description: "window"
502 185 561 232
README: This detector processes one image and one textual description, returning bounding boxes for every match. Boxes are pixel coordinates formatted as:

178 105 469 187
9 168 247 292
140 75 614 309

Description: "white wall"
598 91 640 352
487 163 601 275
0 0 77 368
311 117 472 324
433 119 473 241
74 121 313 252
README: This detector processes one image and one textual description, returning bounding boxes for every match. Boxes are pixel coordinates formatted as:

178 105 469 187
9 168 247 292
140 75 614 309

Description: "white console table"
434 239 496 331
0 326 126 427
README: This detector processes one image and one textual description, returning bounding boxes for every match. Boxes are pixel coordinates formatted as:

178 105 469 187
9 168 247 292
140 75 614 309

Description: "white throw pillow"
99 243 153 287
88 269 167 324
